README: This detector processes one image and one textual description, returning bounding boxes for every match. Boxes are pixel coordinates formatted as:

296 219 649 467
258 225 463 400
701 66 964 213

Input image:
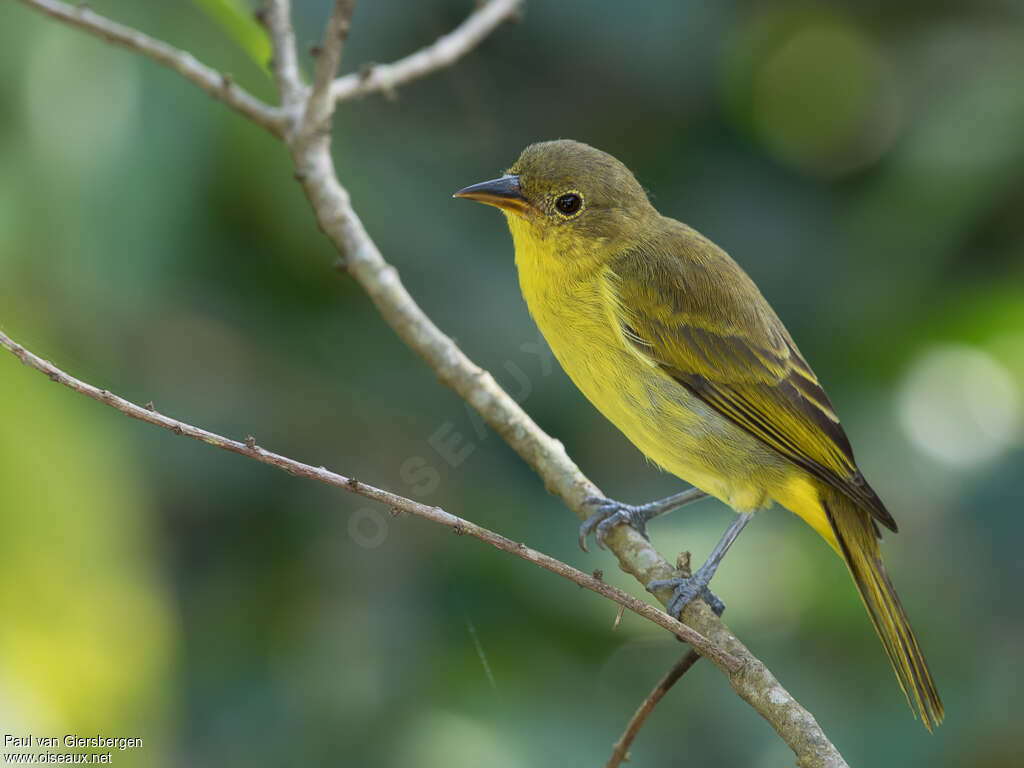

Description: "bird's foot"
578 488 708 552
579 495 653 551
647 568 726 617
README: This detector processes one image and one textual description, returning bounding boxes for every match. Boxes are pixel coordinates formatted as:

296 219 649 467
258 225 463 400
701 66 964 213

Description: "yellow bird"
455 140 943 730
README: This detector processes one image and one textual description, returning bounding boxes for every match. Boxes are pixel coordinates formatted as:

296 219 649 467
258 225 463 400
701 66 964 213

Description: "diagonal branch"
304 0 358 131
14 0 286 136
0 327 738 671
330 0 523 103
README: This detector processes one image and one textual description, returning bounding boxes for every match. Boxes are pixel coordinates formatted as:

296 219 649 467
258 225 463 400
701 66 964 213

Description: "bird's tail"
824 493 944 731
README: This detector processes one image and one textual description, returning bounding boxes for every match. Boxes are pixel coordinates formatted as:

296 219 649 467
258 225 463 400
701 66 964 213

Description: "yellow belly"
511 231 835 546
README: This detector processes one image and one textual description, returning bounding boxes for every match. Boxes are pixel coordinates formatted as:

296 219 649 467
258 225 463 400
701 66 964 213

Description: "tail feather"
824 495 944 731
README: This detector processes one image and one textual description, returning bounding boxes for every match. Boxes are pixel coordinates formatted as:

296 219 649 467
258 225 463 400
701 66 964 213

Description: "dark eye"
555 193 582 215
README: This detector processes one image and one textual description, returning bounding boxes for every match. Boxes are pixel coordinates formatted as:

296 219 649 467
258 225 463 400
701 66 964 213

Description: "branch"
14 0 286 136
0 328 738 671
260 0 303 109
330 0 523 103
607 649 701 768
304 0 358 131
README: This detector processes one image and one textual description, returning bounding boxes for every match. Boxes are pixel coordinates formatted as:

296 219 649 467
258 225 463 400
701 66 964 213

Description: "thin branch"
330 0 523 103
0 328 739 672
606 650 701 768
304 0 358 131
13 0 286 137
261 0 303 109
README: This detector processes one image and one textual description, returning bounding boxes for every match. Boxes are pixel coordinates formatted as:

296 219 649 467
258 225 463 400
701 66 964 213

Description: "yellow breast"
507 215 779 512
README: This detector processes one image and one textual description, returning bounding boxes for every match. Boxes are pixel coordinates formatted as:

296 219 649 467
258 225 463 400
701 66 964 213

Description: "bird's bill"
453 175 535 215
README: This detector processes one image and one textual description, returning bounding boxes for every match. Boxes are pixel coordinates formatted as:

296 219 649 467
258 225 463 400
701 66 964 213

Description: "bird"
454 139 943 730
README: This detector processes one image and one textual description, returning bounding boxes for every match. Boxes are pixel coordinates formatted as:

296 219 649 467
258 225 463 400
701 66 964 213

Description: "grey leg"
579 487 708 551
648 512 754 617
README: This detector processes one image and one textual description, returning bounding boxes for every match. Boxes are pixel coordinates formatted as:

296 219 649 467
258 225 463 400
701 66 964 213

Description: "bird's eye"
555 192 582 216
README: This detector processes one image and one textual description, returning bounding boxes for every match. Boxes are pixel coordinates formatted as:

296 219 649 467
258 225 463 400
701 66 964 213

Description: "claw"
577 488 707 552
597 508 648 543
703 590 726 617
577 497 605 552
648 574 726 617
578 496 650 552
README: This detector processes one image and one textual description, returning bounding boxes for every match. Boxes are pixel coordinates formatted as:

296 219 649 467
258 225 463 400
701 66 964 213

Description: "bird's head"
455 140 656 263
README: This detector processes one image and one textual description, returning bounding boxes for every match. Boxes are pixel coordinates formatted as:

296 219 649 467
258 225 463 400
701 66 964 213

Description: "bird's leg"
579 487 708 550
648 512 754 617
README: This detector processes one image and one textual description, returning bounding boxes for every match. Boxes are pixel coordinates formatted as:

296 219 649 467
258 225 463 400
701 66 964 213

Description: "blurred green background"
1 1 1022 765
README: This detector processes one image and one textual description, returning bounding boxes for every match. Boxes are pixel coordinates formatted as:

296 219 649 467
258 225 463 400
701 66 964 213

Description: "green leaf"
191 0 272 74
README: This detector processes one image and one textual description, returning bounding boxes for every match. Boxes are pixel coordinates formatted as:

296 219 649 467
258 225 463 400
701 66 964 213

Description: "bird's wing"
605 231 896 532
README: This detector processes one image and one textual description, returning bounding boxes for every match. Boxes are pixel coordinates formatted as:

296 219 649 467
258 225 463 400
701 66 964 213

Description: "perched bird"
455 140 943 729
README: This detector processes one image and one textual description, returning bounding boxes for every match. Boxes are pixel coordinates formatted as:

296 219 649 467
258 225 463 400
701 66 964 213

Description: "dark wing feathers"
606 229 897 533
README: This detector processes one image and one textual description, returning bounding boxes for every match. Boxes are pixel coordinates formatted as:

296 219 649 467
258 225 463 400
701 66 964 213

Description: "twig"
606 650 701 768
330 0 523 103
304 0 358 130
0 328 739 672
13 0 286 136
261 0 303 109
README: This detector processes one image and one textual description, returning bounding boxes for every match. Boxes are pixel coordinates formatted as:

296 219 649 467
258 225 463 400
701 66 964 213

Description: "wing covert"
605 231 896 532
